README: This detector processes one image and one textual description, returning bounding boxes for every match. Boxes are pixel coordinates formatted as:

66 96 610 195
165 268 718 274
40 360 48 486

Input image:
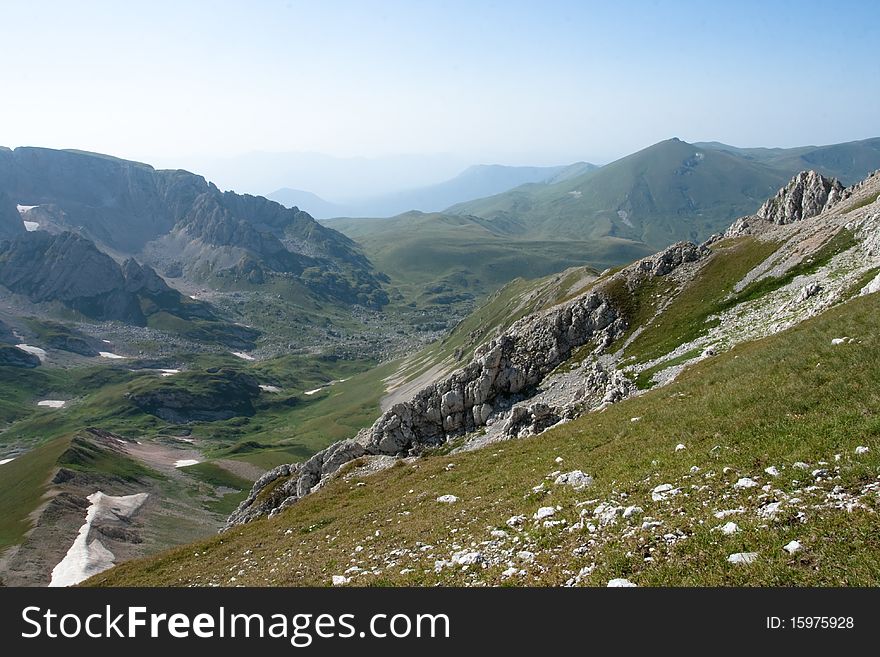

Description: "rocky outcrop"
127 369 262 423
0 344 41 368
756 170 845 225
226 241 706 527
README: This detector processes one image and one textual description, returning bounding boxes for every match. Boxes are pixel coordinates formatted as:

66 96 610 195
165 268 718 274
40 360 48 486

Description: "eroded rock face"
226 240 708 528
757 170 845 225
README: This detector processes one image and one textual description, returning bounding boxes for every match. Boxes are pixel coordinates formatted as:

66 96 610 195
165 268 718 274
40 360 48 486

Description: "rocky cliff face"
0 147 384 305
756 170 846 224
225 241 707 527
0 231 204 324
0 191 25 239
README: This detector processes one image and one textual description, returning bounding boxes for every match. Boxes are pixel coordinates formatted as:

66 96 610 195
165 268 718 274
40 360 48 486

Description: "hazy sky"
1 0 878 175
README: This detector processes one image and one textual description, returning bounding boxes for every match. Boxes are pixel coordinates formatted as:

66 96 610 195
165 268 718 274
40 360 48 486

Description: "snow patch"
37 400 66 408
231 351 255 361
98 351 126 359
260 384 281 393
49 491 149 587
23 220 40 231
15 344 46 360
174 459 200 468
0 457 15 465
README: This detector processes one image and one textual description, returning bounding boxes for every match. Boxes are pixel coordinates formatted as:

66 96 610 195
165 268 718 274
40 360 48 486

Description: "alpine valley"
2 137 879 588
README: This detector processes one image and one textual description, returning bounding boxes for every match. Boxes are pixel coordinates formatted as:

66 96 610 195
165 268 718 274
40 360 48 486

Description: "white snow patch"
23 220 40 231
98 351 126 359
15 344 46 359
37 400 66 408
174 459 200 468
260 384 281 393
332 575 350 586
159 369 179 377
231 351 255 361
0 457 15 466
49 492 149 587
607 578 637 587
727 552 758 565
17 205 38 213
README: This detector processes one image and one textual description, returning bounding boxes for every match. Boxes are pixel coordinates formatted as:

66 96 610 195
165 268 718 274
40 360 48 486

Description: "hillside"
324 212 651 306
89 170 880 586
448 137 880 249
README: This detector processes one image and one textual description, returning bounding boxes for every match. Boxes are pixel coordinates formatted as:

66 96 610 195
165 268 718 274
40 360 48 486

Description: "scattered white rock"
332 575 349 586
690 466 700 473
516 550 535 562
37 400 66 408
436 494 459 504
855 446 870 455
759 502 782 519
675 443 686 452
764 466 779 476
830 337 848 345
451 550 483 566
506 515 526 528
607 578 637 587
534 506 556 520
793 462 810 470
622 505 643 518
554 470 593 490
727 552 758 565
630 417 642 423
490 529 507 539
501 567 518 578
651 483 679 501
717 521 739 535
734 477 758 489
783 540 802 554
554 456 564 464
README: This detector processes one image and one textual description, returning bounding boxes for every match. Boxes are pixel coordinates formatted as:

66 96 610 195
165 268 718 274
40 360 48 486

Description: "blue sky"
1 0 877 168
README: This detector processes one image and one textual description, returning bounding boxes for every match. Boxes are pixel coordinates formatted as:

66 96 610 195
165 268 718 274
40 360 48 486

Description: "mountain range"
269 162 596 219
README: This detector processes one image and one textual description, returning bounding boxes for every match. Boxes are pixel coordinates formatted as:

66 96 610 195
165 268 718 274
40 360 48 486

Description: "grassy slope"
0 436 70 551
449 139 789 248
90 290 880 587
325 212 651 306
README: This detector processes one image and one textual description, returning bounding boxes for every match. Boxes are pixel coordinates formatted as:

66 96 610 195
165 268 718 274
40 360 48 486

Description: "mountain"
0 147 386 307
696 137 880 184
92 170 880 587
448 137 880 249
0 231 214 325
271 163 594 219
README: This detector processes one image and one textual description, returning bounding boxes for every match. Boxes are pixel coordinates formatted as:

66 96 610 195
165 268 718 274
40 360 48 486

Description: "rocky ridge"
226 169 880 528
226 241 707 526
